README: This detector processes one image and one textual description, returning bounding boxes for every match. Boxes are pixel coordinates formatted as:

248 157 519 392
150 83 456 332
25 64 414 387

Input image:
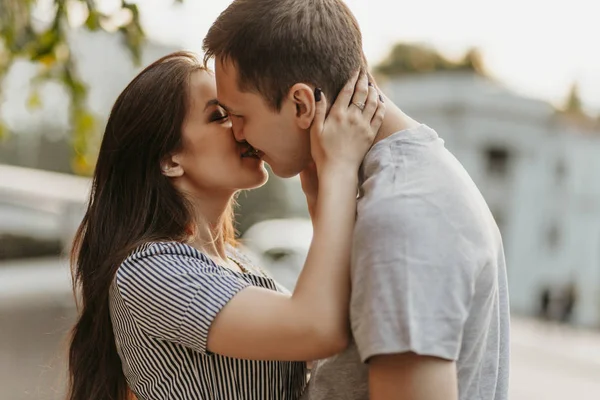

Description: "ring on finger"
352 101 366 111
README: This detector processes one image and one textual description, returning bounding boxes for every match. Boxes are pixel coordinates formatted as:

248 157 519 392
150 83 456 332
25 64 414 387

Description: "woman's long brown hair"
67 51 237 400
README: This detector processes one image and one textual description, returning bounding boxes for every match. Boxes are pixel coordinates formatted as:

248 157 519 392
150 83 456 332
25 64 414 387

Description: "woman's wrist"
317 163 359 185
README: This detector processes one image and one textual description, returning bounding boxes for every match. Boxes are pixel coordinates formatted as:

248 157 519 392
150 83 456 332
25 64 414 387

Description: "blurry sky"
98 0 600 112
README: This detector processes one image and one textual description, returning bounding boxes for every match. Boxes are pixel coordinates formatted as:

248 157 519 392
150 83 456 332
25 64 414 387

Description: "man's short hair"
203 0 366 110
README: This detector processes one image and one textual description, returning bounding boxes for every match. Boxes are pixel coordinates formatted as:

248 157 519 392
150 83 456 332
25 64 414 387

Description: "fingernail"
314 88 322 102
368 82 374 87
379 94 384 103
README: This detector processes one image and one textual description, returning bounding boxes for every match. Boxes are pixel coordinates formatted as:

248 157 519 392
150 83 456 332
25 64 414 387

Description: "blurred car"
241 218 313 291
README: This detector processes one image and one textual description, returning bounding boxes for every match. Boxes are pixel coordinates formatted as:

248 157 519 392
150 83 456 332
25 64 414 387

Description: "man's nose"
231 119 245 142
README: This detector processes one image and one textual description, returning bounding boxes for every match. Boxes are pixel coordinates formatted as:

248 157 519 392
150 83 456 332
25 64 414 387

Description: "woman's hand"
301 71 385 217
309 70 385 177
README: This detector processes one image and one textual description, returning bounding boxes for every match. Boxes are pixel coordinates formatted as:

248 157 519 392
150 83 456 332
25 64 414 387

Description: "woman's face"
164 69 268 195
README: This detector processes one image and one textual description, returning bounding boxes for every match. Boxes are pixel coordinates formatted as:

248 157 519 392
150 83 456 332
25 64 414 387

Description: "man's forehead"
214 57 239 87
214 60 241 105
214 58 267 113
215 87 239 113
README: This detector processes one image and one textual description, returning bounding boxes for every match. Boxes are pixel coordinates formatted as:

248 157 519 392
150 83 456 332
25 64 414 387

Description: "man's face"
214 59 312 178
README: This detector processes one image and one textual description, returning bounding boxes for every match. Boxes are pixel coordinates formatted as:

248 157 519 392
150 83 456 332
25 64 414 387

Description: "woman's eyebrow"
216 101 241 116
204 99 220 111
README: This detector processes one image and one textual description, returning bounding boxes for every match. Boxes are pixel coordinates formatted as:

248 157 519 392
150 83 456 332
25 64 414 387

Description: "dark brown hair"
67 51 236 400
203 0 366 110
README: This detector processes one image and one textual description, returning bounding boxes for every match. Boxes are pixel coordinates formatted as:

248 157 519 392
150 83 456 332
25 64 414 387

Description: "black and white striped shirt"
109 241 307 399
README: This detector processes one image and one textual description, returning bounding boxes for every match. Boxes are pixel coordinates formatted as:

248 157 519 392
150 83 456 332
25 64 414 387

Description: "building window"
485 146 511 176
547 224 561 250
555 159 566 184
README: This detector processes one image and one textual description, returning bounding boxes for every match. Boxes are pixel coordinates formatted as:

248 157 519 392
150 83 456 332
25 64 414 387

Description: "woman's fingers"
349 72 369 112
311 87 327 136
370 93 386 132
362 84 379 120
330 70 360 116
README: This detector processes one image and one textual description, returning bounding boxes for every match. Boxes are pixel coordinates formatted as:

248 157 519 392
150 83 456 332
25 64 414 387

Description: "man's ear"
288 83 317 130
160 153 184 178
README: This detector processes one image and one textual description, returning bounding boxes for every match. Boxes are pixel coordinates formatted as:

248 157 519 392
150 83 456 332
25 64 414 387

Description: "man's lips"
241 144 262 158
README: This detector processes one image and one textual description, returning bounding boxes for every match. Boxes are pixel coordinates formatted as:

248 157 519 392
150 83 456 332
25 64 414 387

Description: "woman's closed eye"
210 108 229 122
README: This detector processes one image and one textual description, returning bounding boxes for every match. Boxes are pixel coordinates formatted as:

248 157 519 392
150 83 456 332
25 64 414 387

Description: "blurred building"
0 29 179 400
0 27 307 234
385 72 600 327
0 29 179 173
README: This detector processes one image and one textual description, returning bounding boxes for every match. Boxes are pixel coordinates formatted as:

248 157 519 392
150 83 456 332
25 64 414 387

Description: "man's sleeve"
350 195 476 363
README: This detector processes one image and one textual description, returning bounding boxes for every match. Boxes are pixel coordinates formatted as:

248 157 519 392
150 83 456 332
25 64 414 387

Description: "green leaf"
0 0 188 174
119 3 145 66
70 108 99 176
26 89 42 110
27 29 60 63
0 121 8 140
71 153 93 176
75 110 96 134
85 10 102 31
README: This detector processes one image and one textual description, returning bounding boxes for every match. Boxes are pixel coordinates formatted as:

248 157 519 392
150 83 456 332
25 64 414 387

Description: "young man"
203 1 510 399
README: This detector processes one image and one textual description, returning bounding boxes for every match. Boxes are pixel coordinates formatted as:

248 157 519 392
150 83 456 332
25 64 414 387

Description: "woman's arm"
207 72 385 361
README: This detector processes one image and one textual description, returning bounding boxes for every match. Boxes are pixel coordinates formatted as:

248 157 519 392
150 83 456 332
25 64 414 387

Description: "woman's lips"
241 144 262 158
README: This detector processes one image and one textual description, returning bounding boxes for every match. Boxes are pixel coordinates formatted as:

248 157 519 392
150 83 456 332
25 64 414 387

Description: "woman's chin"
253 168 269 188
237 166 269 190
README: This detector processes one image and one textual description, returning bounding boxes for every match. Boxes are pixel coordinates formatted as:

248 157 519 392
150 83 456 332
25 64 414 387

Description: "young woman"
67 51 384 400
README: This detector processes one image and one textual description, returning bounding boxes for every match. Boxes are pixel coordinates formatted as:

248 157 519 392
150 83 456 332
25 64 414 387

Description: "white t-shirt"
304 125 510 400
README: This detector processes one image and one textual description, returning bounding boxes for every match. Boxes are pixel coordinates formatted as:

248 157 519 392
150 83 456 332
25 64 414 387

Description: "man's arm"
350 192 475 400
369 353 458 400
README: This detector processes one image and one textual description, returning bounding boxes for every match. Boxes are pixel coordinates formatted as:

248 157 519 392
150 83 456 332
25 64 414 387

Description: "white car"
241 218 313 291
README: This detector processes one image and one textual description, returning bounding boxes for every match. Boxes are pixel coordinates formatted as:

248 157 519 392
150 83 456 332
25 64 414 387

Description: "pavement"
509 318 600 400
2 257 600 399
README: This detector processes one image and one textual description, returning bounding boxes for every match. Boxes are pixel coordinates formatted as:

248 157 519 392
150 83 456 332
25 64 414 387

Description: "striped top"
109 241 307 400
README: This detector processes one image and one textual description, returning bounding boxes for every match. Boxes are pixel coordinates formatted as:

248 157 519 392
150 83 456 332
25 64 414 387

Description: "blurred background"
1 0 600 399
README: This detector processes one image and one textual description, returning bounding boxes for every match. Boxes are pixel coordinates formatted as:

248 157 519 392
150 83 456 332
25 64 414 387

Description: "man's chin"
267 162 301 179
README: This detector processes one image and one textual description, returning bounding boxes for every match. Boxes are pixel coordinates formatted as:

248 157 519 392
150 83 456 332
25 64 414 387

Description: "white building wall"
383 72 600 326
563 132 600 325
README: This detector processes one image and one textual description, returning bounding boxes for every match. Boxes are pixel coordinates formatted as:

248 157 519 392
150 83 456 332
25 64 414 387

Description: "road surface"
510 318 600 400
2 258 600 399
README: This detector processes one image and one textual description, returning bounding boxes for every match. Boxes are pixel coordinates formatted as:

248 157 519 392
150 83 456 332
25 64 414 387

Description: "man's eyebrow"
204 99 220 111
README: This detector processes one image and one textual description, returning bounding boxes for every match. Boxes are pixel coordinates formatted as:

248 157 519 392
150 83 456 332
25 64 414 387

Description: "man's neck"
373 94 421 145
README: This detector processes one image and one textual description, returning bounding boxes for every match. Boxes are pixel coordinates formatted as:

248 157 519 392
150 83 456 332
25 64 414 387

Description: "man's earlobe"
294 93 308 117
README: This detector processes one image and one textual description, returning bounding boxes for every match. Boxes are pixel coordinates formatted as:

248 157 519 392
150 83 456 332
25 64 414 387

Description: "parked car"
241 218 313 291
